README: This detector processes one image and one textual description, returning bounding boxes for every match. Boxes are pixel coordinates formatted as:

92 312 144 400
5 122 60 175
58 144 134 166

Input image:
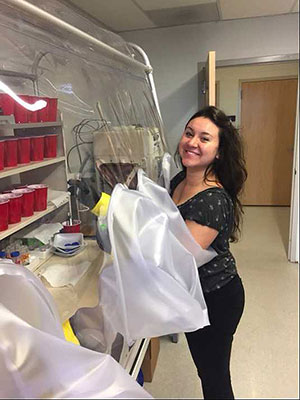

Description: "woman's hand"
185 220 218 249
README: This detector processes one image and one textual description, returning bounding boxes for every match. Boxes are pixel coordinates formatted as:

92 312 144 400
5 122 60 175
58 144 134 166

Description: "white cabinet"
0 117 70 242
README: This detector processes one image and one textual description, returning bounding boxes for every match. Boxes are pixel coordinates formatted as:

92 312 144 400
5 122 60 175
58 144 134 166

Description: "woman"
170 106 247 399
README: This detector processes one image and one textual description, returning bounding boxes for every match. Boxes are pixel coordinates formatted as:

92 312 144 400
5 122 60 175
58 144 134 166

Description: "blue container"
136 368 144 386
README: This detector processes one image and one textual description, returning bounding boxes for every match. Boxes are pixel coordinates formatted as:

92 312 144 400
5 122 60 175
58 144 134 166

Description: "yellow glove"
91 192 111 217
62 319 80 345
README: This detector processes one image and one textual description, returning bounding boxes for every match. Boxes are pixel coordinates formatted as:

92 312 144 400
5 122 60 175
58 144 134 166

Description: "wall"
121 14 299 154
288 90 299 263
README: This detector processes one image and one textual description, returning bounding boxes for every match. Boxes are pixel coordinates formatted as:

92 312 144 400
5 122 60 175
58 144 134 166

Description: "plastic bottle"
19 245 30 265
10 251 21 264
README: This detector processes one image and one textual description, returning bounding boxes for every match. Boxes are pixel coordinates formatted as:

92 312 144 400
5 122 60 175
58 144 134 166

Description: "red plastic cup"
0 199 9 231
0 94 15 116
0 139 5 170
37 97 49 122
17 137 31 164
0 193 22 224
44 134 57 158
4 137 18 167
48 98 58 122
12 188 35 217
27 184 48 211
30 136 44 161
14 95 28 123
62 220 81 233
27 95 39 123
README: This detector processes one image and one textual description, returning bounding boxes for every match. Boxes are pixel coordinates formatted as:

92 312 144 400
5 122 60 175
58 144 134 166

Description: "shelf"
0 121 62 130
0 197 69 241
0 156 65 178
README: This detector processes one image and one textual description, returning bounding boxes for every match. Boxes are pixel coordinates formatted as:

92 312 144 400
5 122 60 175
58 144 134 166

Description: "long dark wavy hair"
175 106 247 242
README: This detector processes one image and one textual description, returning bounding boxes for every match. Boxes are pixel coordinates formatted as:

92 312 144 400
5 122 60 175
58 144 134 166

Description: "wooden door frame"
288 90 299 262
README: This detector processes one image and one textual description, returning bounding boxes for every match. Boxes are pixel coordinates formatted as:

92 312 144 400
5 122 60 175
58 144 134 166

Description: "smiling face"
179 116 220 172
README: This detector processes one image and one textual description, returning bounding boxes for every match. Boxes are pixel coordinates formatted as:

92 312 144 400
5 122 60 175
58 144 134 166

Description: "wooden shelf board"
0 156 65 178
0 198 69 241
0 121 62 129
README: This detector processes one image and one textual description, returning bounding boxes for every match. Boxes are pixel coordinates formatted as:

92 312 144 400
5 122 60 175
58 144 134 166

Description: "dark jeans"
185 275 245 400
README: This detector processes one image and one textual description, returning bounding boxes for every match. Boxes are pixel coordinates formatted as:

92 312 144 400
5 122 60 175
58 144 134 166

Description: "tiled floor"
144 207 299 399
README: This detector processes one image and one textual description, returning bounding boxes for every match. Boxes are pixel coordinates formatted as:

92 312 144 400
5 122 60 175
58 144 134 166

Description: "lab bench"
33 239 149 380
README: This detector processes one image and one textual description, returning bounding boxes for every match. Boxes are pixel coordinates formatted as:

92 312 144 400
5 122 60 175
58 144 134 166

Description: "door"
240 78 298 205
199 50 216 108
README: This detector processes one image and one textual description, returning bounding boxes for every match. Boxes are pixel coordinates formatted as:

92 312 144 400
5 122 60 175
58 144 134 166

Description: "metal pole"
128 42 162 120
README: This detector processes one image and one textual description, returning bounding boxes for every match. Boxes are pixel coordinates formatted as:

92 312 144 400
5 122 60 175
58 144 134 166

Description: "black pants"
185 275 245 400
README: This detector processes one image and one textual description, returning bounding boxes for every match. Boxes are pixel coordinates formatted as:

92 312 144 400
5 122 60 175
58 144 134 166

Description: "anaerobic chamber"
0 0 167 387
0 1 214 395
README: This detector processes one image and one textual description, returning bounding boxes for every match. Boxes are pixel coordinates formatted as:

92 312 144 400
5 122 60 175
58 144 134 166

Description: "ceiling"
66 0 299 33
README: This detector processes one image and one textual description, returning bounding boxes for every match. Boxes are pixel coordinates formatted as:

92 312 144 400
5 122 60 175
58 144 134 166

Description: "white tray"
51 242 87 257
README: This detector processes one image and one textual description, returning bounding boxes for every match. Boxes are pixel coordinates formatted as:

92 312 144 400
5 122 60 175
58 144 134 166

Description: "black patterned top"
170 171 238 293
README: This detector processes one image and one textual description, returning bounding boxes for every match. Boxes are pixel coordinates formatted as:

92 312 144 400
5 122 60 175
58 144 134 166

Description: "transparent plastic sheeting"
0 0 166 196
72 170 216 352
0 262 151 399
0 0 212 386
15 0 136 58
